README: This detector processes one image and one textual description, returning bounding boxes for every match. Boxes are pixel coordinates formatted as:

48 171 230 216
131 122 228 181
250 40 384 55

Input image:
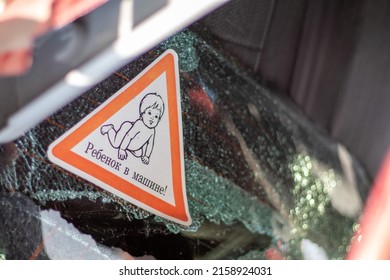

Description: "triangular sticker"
48 50 191 226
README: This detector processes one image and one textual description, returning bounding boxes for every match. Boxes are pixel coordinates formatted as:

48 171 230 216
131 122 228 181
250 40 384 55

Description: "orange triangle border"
48 50 191 226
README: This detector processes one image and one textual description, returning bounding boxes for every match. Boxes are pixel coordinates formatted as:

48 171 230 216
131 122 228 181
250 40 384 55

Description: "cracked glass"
0 27 371 260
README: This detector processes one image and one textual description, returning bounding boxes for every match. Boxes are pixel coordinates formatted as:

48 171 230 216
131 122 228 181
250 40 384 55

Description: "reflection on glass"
0 28 370 260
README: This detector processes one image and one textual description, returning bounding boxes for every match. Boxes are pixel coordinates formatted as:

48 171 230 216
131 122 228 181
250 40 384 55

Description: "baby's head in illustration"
139 93 165 128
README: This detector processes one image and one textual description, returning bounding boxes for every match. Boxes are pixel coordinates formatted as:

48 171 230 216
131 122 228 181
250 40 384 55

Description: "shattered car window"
0 28 370 260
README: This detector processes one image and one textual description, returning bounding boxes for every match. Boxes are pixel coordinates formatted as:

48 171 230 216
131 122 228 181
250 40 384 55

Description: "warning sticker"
48 50 191 226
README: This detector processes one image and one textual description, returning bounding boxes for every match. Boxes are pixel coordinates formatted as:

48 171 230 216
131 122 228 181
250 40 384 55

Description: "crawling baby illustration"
100 92 165 165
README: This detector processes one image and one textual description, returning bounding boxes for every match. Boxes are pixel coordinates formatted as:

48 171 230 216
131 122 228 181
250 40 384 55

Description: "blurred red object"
0 0 107 76
347 147 390 259
264 248 284 260
189 87 215 116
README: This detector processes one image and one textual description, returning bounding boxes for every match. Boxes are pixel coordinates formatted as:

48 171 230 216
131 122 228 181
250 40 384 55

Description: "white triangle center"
71 72 175 205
